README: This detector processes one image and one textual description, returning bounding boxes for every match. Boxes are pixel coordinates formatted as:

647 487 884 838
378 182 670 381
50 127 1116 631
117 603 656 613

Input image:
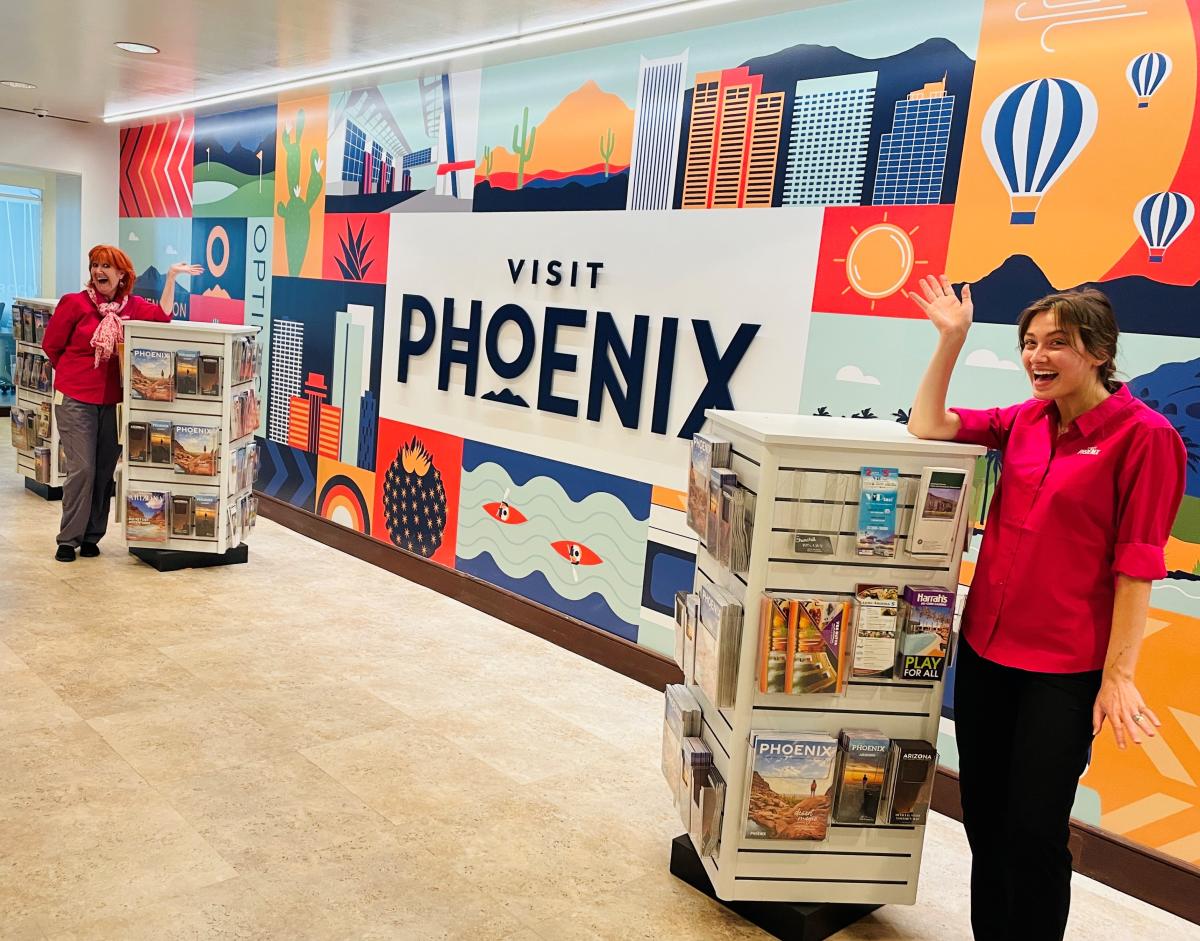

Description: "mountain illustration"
1128 357 1200 501
965 254 1200 339
484 80 634 181
672 37 975 207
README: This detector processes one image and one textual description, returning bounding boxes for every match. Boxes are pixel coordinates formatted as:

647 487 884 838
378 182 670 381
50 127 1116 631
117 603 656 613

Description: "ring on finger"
1132 713 1145 723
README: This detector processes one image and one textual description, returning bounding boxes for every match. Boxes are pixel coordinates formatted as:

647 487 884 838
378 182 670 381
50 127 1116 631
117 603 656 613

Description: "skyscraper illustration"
268 319 303 445
357 390 378 472
332 304 375 467
288 372 340 459
627 52 689 211
872 75 956 206
682 67 784 209
782 72 878 205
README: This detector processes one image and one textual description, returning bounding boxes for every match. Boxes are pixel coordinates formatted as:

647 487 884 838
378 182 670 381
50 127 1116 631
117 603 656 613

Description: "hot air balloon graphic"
1134 191 1194 263
550 539 602 582
1127 52 1172 108
981 78 1098 225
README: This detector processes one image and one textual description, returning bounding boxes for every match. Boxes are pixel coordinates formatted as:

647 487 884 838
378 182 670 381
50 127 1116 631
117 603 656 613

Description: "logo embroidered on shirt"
1077 447 1101 455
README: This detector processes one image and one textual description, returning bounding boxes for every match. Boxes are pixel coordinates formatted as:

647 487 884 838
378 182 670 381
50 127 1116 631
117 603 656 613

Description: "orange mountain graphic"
480 81 634 181
201 285 232 298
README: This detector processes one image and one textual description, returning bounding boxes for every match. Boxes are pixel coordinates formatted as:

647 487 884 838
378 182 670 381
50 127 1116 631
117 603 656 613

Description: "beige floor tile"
86 696 290 788
0 721 148 814
159 752 390 875
42 877 287 941
0 665 81 736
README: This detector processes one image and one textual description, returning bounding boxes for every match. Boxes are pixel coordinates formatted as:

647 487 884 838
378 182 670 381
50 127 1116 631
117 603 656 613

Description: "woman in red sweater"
41 245 200 562
907 276 1185 941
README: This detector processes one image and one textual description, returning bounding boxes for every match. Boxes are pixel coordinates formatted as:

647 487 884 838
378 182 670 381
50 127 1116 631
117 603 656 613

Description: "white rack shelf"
686 409 984 905
10 297 64 488
119 320 260 555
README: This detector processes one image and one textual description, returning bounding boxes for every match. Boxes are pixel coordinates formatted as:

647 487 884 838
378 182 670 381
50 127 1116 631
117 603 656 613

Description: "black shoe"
55 544 76 563
80 542 100 558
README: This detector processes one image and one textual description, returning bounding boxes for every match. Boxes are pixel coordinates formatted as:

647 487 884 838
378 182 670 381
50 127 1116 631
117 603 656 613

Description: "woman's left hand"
1093 675 1160 749
168 262 203 278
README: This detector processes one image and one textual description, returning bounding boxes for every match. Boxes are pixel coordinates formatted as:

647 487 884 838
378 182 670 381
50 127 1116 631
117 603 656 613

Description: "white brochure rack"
11 297 64 494
120 320 259 558
688 409 983 905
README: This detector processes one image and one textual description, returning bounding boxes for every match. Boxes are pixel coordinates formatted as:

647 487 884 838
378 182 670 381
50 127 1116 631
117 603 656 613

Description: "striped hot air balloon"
1127 52 1172 108
981 78 1098 225
1134 191 1194 263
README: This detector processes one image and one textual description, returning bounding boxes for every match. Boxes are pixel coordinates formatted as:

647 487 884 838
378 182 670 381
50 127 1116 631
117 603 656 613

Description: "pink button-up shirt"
951 384 1186 673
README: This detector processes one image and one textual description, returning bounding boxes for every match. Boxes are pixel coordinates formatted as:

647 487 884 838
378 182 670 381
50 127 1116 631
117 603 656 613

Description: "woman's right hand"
908 275 973 340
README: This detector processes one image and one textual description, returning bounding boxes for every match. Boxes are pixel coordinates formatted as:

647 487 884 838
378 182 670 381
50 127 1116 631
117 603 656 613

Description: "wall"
116 0 1200 871
0 109 118 287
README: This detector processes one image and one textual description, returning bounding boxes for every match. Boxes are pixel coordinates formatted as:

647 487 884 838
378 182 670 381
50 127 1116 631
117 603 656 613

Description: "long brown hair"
87 244 137 302
1017 288 1121 393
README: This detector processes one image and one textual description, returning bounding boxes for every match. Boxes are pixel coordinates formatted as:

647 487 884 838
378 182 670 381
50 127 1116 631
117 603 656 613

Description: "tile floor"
1 425 1197 940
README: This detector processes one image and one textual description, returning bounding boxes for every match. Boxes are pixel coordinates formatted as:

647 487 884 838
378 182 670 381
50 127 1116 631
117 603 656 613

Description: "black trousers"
55 394 120 547
954 637 1102 941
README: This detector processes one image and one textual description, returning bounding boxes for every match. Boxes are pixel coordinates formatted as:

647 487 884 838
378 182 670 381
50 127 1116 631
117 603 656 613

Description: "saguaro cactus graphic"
512 107 537 190
600 128 615 179
482 145 494 184
277 109 324 276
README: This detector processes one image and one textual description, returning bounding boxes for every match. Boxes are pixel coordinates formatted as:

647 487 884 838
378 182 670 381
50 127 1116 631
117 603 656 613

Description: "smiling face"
89 258 121 298
1021 309 1107 401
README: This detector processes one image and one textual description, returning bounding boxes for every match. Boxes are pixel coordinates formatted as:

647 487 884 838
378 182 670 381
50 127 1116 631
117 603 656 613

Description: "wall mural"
112 0 1200 867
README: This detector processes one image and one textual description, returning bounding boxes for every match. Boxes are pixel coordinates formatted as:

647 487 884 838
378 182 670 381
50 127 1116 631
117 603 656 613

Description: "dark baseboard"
932 768 1199 925
259 492 1197 925
256 493 683 691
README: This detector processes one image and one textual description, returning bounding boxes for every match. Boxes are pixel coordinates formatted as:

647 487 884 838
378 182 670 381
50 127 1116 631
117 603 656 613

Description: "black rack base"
669 835 881 941
25 478 63 501
129 544 248 572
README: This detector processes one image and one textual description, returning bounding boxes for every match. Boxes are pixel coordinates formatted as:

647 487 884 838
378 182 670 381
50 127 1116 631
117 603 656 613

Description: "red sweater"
42 291 172 405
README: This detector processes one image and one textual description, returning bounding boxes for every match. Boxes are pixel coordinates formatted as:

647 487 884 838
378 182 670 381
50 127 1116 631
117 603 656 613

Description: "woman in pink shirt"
907 277 1185 941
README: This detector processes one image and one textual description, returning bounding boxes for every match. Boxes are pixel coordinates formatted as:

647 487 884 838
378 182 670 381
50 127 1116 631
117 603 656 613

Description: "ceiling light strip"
103 0 743 124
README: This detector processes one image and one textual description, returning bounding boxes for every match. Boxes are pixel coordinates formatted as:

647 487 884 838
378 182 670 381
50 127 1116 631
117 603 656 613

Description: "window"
342 120 366 184
0 184 43 333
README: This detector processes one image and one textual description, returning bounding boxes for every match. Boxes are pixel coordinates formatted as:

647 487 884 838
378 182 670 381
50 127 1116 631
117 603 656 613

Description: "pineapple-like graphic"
383 436 447 557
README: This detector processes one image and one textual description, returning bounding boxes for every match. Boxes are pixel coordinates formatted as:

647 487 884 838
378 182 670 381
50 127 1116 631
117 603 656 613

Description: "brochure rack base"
130 543 248 572
24 478 62 501
670 836 880 941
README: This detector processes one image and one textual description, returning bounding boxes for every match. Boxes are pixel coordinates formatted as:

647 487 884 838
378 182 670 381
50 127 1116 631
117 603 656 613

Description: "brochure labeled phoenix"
744 731 837 842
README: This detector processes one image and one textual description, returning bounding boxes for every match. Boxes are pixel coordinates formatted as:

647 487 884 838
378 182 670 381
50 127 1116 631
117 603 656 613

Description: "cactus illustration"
276 109 324 276
511 107 537 190
482 145 494 184
599 128 615 178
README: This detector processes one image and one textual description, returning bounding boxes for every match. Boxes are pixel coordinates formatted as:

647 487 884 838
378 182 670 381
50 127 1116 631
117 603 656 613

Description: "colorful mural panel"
117 218 194 319
193 105 278 218
372 420 463 567
457 440 652 642
273 97 328 278
119 115 194 218
316 457 375 534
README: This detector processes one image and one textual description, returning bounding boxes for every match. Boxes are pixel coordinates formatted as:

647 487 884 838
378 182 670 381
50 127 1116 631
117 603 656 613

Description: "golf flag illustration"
1127 52 1172 109
981 78 1098 225
1134 191 1194 263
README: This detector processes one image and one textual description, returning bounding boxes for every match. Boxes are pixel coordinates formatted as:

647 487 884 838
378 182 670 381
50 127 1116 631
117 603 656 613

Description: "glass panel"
0 184 43 333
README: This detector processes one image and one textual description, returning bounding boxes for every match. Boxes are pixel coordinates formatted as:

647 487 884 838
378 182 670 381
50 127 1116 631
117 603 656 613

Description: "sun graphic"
834 211 928 309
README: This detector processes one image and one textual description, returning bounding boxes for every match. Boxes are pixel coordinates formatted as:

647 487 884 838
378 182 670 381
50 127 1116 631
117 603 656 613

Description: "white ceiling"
0 0 829 124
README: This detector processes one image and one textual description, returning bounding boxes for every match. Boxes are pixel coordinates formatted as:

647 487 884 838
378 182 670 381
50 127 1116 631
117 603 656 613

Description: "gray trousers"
55 394 120 547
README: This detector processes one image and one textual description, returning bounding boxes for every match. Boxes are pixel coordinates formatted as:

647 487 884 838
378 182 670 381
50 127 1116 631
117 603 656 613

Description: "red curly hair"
87 244 138 302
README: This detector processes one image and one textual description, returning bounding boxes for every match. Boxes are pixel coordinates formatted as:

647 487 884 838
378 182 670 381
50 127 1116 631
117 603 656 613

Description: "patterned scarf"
86 283 128 367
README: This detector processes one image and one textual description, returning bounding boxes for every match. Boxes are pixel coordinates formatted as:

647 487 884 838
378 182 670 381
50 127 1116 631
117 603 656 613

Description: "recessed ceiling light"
0 80 37 89
115 41 159 55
